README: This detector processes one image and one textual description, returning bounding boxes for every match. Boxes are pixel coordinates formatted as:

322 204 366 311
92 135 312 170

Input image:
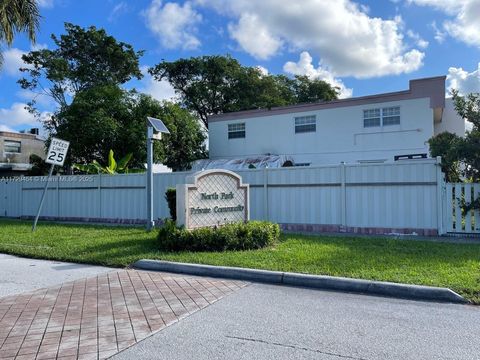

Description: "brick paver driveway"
0 270 248 360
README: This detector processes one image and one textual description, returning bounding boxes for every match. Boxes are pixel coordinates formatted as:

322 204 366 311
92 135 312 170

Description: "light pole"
146 117 170 231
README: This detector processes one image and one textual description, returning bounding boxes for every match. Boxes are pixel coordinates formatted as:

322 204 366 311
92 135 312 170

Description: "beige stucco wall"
0 132 45 164
434 98 466 136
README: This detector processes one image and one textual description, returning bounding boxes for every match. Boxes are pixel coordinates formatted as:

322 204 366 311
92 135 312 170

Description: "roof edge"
209 76 446 123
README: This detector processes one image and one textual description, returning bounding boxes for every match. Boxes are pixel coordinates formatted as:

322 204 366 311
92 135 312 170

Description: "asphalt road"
113 280 480 360
1 254 479 360
0 253 112 296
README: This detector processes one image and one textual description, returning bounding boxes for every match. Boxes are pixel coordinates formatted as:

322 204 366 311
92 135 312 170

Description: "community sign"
176 169 249 229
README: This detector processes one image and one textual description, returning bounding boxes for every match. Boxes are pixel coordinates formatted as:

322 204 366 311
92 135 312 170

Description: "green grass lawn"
1 219 480 303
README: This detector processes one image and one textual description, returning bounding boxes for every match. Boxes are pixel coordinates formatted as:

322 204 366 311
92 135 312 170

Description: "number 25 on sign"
46 138 70 166
32 138 70 231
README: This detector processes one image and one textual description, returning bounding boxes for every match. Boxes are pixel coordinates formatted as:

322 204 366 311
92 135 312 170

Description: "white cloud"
408 0 480 48
37 0 54 8
143 0 202 50
228 13 282 60
1 44 47 77
256 65 269 76
138 66 176 101
1 48 26 76
194 0 424 78
283 52 353 98
0 124 16 132
0 103 49 131
108 1 128 22
406 30 429 49
16 89 55 109
430 21 447 43
447 63 480 95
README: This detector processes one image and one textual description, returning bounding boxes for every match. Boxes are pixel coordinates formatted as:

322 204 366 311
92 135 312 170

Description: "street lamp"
146 117 170 231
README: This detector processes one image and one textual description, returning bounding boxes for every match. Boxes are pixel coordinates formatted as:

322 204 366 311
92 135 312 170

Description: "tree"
427 132 461 182
290 75 339 103
154 102 207 171
55 85 129 166
27 154 49 176
0 0 40 67
56 85 206 171
149 55 338 128
18 22 143 131
429 90 480 183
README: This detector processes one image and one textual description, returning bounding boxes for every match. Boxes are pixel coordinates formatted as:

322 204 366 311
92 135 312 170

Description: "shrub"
157 220 280 252
165 188 176 221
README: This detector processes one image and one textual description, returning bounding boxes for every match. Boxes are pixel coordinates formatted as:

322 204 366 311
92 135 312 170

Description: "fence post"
340 162 347 230
98 174 102 219
435 156 445 235
20 176 24 218
57 174 60 218
263 167 269 220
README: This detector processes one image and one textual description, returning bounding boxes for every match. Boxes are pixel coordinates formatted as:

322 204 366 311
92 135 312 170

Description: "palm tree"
0 0 40 66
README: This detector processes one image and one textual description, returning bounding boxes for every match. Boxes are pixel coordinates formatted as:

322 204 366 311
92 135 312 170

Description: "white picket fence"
445 183 480 234
0 158 456 235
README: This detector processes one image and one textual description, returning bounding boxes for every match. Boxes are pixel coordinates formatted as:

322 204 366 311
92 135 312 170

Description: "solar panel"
147 117 170 134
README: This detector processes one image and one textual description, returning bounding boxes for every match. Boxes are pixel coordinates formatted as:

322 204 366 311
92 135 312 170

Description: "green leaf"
116 152 133 171
107 149 117 172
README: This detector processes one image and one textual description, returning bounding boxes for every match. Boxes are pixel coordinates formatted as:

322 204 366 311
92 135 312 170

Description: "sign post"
146 117 170 231
32 137 70 232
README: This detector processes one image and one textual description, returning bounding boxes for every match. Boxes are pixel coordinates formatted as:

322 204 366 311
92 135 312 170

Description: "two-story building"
0 129 45 176
207 76 464 167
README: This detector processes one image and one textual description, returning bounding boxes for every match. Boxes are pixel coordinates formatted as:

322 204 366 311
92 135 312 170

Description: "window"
382 106 400 126
363 109 381 127
363 106 400 127
294 163 311 167
295 115 316 133
228 123 245 139
4 140 21 153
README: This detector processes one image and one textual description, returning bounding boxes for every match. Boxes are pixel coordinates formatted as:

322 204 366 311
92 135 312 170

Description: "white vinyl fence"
0 158 464 235
445 183 480 234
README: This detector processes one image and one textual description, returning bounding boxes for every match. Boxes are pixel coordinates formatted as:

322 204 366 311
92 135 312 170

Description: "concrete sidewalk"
0 254 112 298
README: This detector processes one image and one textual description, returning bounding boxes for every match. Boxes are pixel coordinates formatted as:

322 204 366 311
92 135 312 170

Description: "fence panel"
58 175 100 219
0 180 22 217
22 178 58 217
234 169 266 220
266 166 342 225
0 159 452 235
446 183 480 233
100 174 146 221
153 172 191 219
345 161 438 230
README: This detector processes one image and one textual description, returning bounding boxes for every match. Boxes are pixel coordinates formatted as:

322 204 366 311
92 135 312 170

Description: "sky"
0 0 479 133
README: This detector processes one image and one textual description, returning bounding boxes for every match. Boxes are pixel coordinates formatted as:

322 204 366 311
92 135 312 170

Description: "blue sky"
0 0 479 132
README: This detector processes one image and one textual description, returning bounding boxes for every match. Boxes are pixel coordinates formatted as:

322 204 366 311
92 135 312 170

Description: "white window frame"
295 115 316 133
363 106 400 128
228 122 246 139
382 106 400 126
363 108 381 128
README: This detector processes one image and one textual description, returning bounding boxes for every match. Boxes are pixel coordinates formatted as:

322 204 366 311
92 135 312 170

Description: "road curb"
133 259 468 304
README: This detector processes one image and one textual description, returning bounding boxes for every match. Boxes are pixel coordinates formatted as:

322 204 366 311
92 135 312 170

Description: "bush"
157 220 280 252
165 188 176 221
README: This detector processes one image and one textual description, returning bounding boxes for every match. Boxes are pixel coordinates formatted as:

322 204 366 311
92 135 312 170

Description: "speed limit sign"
46 137 70 166
32 137 70 231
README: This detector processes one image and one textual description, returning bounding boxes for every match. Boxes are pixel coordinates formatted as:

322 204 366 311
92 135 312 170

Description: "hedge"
157 220 280 252
165 188 176 221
